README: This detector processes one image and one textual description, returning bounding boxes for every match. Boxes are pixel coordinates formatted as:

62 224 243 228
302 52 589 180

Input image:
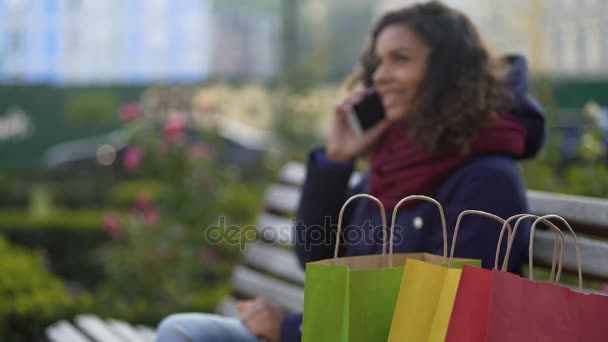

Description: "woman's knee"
156 313 237 342
156 313 200 341
157 313 182 331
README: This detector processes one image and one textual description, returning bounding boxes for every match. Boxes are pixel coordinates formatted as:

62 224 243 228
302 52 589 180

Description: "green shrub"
0 209 107 288
522 129 608 198
92 105 270 326
66 91 118 128
108 179 162 209
88 283 231 327
0 236 79 341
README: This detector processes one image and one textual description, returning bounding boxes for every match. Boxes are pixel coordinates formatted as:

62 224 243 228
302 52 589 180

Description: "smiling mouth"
380 93 402 109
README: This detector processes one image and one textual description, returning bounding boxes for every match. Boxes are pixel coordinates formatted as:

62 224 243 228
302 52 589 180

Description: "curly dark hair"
348 1 512 153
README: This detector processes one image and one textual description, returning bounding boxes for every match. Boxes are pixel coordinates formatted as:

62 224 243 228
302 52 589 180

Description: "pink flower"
187 142 210 160
134 193 153 211
163 111 188 142
103 213 123 240
602 283 608 293
143 207 160 226
131 194 159 227
119 103 140 122
122 145 144 172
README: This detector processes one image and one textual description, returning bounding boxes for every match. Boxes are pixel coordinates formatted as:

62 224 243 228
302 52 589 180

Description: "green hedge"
0 209 108 288
0 236 84 341
0 208 230 335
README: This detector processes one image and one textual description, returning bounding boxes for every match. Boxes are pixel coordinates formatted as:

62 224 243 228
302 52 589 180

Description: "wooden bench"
217 161 608 319
46 314 156 342
47 161 608 341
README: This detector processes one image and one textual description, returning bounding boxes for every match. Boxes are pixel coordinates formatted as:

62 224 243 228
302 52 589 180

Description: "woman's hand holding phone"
325 90 389 162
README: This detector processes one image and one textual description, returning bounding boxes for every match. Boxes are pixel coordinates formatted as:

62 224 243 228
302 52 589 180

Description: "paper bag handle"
334 194 388 266
530 215 582 288
447 210 512 268
391 195 447 266
499 214 564 284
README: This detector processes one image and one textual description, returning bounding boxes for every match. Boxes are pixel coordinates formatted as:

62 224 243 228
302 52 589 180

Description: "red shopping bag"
445 214 599 342
444 265 494 341
485 269 608 341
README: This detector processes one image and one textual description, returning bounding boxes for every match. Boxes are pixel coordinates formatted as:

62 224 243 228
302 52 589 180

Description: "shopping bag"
484 215 608 341
302 194 477 342
445 214 603 341
445 213 563 341
388 210 506 342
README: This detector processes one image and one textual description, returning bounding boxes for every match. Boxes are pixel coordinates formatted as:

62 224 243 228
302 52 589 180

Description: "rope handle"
334 194 388 266
391 195 448 266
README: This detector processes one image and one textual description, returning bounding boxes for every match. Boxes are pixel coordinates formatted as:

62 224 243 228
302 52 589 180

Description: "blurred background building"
4 0 606 84
379 0 608 78
0 0 279 84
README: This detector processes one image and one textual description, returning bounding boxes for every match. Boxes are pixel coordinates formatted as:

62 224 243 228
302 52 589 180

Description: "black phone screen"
352 92 386 131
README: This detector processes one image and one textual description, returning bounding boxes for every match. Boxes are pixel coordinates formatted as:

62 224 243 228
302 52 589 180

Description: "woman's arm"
295 148 356 267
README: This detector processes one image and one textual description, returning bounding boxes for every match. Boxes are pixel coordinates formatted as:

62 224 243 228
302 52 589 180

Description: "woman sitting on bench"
156 1 545 341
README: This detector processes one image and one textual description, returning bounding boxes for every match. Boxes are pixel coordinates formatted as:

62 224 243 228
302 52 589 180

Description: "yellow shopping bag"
388 210 512 342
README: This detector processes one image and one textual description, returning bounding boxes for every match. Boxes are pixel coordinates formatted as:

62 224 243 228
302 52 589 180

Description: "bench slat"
107 319 148 342
46 320 93 342
278 161 307 186
231 266 304 312
243 243 305 284
264 184 301 214
528 190 608 235
134 326 156 342
256 213 294 244
533 229 608 279
75 314 125 342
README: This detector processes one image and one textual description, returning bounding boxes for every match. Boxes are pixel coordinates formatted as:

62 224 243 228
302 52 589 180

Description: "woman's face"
373 24 431 122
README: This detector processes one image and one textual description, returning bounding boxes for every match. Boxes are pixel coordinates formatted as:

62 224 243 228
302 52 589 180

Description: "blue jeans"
156 313 266 342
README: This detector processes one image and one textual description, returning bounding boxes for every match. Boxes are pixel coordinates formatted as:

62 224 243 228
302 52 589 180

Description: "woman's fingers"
360 119 390 149
338 89 367 112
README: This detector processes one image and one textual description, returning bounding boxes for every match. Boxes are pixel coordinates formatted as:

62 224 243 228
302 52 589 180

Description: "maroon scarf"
368 113 527 210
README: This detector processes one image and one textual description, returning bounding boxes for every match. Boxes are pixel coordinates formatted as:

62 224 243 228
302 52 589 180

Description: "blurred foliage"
0 236 83 341
521 112 608 198
66 91 119 127
190 83 331 162
0 208 107 288
522 265 603 291
192 83 274 131
88 282 230 326
95 102 267 322
270 85 341 162
108 179 162 209
0 208 102 233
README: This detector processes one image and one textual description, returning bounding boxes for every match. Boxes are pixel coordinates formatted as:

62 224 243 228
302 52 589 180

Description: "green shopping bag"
301 194 477 342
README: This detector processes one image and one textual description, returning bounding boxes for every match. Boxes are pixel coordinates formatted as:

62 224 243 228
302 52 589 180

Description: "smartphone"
346 89 386 136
